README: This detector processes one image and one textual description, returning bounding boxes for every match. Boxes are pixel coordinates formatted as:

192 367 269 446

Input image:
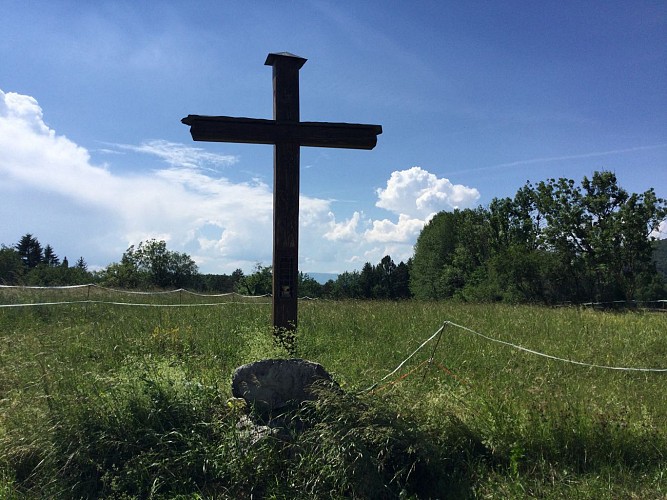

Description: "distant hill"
654 238 667 279
305 272 338 284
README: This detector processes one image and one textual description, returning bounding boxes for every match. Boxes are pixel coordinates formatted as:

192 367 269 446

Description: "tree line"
0 237 205 290
2 171 665 303
410 171 667 303
0 234 411 299
0 234 91 286
229 257 412 300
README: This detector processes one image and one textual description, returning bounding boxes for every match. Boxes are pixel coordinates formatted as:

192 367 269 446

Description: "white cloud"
353 166 480 265
376 166 480 217
115 139 238 170
653 220 667 240
0 90 482 275
316 167 479 269
0 89 274 271
324 211 362 242
0 90 118 205
364 214 425 243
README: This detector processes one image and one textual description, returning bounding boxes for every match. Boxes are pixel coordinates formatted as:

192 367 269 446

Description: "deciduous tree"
102 239 199 289
0 246 24 285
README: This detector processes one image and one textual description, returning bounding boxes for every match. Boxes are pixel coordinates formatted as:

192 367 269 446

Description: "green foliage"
100 239 199 289
195 269 244 293
42 244 59 267
411 171 667 303
298 272 322 298
74 256 87 271
530 171 666 302
0 234 95 286
2 234 418 299
410 209 489 299
330 270 362 298
15 233 43 269
235 263 272 296
0 246 23 285
234 258 412 300
1 292 666 497
23 262 92 286
358 256 411 299
653 238 667 279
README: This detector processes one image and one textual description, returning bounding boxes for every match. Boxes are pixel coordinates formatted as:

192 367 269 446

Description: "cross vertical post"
267 53 306 331
181 52 381 335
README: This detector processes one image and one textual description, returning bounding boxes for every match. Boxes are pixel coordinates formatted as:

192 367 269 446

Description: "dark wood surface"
182 115 382 150
182 52 381 331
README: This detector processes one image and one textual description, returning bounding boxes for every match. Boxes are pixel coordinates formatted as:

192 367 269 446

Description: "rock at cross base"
231 358 334 416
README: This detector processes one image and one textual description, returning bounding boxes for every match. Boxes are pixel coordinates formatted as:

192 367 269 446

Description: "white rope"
0 283 179 294
0 283 272 299
171 289 271 299
3 287 665 373
91 284 178 295
445 320 667 372
179 289 235 297
2 283 322 301
362 318 667 392
362 322 447 392
0 284 90 289
582 299 667 306
0 300 270 308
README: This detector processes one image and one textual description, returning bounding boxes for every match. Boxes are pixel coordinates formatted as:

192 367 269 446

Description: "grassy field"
0 286 666 498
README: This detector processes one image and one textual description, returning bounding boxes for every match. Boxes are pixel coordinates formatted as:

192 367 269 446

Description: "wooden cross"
182 52 382 331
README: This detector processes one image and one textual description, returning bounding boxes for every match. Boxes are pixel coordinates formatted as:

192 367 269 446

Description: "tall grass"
1 288 666 497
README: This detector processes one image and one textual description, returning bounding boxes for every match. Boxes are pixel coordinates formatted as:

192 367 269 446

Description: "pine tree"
43 244 60 267
15 233 43 269
75 257 87 271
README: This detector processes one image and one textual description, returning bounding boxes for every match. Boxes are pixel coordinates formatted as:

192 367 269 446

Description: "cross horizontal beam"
182 115 382 150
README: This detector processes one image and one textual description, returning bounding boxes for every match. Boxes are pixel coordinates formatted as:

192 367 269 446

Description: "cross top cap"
265 52 307 69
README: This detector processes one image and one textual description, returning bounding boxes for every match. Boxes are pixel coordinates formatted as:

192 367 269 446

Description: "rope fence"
2 284 663 308
445 320 667 372
0 300 271 308
555 299 667 312
0 283 278 308
3 285 666 378
0 283 268 297
0 284 334 308
365 319 667 392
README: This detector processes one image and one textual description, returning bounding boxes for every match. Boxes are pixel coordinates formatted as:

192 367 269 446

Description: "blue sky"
1 1 665 275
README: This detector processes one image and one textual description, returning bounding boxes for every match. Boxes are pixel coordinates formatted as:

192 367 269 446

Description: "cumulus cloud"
364 214 425 243
342 166 480 266
376 166 480 217
315 167 480 268
0 90 117 204
0 89 277 271
0 89 482 274
324 211 362 242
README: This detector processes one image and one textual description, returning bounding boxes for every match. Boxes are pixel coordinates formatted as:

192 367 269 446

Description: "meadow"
0 286 666 498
